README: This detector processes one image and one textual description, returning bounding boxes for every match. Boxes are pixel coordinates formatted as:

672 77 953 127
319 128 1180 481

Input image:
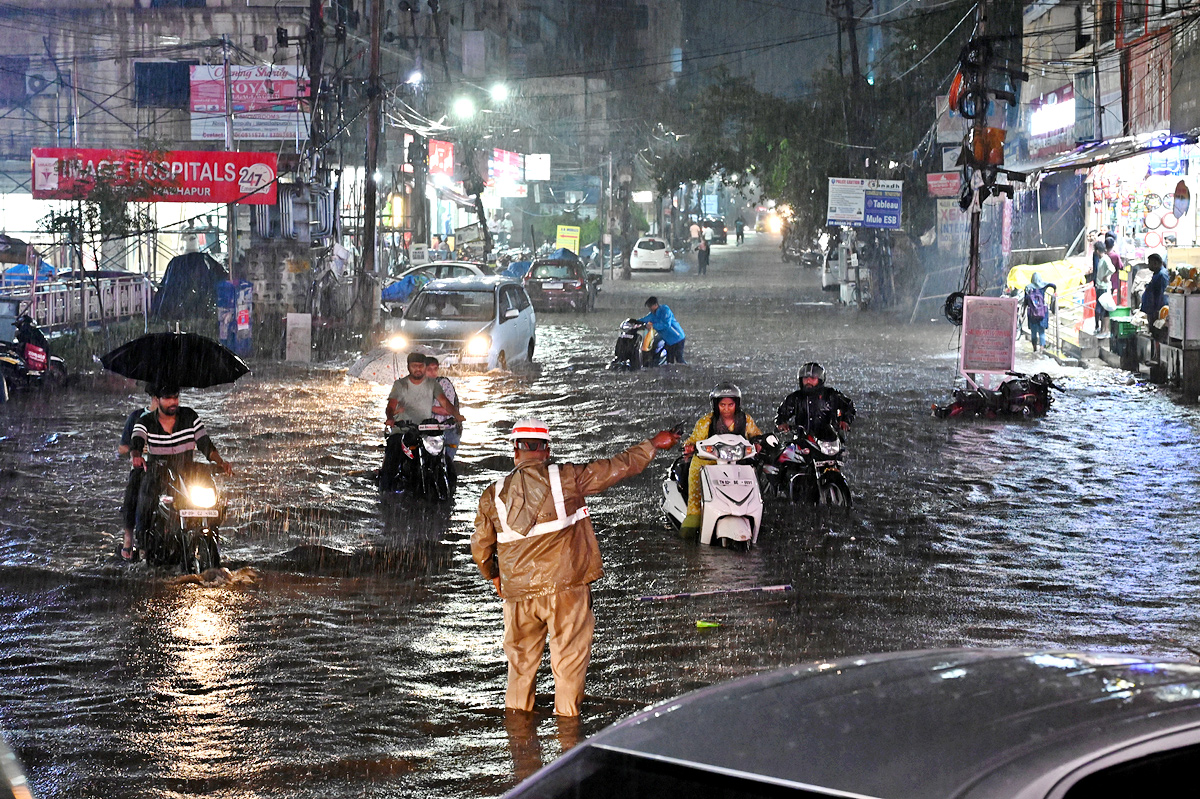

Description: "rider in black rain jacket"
775 362 856 436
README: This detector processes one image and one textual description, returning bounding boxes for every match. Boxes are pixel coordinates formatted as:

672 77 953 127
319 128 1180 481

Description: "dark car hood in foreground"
511 649 1200 799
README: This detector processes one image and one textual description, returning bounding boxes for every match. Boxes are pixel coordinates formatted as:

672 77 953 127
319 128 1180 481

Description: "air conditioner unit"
25 72 58 97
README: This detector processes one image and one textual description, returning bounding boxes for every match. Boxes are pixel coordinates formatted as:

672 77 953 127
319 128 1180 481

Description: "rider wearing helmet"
679 382 762 534
775 362 855 437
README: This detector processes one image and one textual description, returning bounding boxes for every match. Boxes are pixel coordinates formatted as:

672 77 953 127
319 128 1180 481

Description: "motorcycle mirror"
670 422 686 436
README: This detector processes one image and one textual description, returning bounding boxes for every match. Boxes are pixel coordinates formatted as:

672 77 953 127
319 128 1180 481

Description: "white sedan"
629 237 674 272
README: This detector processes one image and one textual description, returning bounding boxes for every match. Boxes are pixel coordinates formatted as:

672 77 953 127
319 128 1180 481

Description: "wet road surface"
3 232 1200 797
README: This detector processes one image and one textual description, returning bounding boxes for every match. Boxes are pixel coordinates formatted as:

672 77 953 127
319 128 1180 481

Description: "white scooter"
661 433 762 549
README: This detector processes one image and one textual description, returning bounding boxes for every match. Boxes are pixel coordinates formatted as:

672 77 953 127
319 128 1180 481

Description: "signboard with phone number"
826 178 903 230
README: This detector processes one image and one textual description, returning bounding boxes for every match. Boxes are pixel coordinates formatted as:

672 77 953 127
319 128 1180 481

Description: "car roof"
399 261 487 277
550 649 1200 799
420 275 522 291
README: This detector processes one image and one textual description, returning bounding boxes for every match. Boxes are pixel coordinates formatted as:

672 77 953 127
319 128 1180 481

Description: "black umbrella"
100 332 250 388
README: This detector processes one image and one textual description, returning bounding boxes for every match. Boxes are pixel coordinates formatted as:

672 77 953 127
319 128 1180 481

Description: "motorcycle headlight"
187 484 217 508
817 439 841 456
465 334 490 356
422 437 445 455
386 334 408 351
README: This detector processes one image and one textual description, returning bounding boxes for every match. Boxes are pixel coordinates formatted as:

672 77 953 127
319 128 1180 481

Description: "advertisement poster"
428 140 455 178
31 148 278 204
190 65 310 141
936 198 969 255
960 296 1018 375
926 172 962 197
826 178 902 229
555 224 580 254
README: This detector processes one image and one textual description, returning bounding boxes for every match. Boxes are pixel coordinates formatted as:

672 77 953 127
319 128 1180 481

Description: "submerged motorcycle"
0 315 67 392
932 371 1062 419
141 463 224 573
759 427 851 508
662 433 762 550
378 418 455 501
609 319 667 370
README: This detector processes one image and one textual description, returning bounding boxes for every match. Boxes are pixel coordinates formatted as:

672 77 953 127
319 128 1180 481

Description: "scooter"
140 462 224 574
661 433 762 550
609 319 667 370
0 315 67 392
932 371 1062 419
378 418 455 501
759 427 851 508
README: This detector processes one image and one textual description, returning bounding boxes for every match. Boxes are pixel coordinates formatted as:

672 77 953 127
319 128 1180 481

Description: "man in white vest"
472 417 680 716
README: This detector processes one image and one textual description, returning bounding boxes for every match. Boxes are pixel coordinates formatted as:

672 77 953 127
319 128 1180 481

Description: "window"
531 264 574 280
406 290 494 322
134 61 195 109
1074 5 1092 51
0 56 30 106
499 287 519 318
1064 742 1200 796
514 288 531 311
1100 1 1116 43
639 239 666 251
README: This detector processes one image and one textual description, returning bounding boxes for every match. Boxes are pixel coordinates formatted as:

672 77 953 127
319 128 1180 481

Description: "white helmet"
508 417 551 442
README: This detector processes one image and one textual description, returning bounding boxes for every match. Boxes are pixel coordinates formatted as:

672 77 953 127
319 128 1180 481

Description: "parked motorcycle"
661 433 762 550
759 427 851 508
781 239 804 264
609 319 667 370
140 462 224 574
0 315 67 392
932 371 1062 419
378 418 455 501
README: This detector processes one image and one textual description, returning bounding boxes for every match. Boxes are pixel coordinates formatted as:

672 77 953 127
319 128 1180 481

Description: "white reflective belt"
493 464 590 544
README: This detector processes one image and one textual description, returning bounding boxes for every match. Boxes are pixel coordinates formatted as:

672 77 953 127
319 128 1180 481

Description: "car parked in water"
629 237 674 272
381 261 492 309
391 276 535 370
506 648 1200 798
523 258 598 313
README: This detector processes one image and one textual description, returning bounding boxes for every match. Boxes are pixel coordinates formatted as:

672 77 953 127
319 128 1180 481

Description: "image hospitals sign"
31 148 279 205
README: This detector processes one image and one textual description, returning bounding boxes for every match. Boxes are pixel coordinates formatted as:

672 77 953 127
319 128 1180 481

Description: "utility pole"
358 0 383 333
222 36 237 283
307 0 325 163
965 0 988 296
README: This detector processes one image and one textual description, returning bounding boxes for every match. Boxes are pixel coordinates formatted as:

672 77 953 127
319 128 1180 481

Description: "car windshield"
638 240 666 250
406 290 494 321
531 263 577 280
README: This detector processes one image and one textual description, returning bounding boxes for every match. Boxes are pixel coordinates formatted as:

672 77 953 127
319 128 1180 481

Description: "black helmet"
709 381 742 414
798 362 825 388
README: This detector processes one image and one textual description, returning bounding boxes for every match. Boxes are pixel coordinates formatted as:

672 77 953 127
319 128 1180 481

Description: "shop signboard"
429 140 455 178
826 178 902 229
489 149 522 183
959 296 1018 377
31 147 278 204
936 198 969 255
935 95 964 144
525 153 551 181
926 172 961 198
189 65 309 141
1027 84 1076 159
555 225 580 254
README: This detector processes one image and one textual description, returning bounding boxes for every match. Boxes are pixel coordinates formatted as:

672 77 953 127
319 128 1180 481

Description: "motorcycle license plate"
179 509 220 518
544 282 563 290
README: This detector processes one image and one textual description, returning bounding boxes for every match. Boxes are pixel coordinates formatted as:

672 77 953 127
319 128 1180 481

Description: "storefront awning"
435 185 477 210
1020 131 1198 181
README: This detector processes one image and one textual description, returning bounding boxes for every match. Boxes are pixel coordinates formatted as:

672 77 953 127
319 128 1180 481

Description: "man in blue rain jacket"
637 296 687 364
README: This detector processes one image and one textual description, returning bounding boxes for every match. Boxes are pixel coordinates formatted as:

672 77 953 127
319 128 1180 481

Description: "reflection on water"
3 238 1200 798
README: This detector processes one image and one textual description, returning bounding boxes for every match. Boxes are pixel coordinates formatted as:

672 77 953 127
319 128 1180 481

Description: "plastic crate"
1109 306 1132 319
1113 320 1138 337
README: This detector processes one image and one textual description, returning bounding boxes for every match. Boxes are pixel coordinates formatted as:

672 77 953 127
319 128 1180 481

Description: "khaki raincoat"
472 440 657 602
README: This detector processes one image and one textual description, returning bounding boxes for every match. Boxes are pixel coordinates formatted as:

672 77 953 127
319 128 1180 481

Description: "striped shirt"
130 407 216 471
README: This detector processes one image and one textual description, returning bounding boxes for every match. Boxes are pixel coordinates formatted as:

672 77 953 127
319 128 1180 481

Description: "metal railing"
0 275 152 331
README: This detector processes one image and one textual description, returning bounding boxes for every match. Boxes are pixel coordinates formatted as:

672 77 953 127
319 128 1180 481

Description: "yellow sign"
555 224 580 254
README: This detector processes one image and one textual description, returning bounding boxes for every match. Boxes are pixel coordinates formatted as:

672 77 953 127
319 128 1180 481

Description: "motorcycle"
759 427 851 508
0 315 67 392
781 239 804 264
379 418 455 501
609 319 667 370
932 371 1062 419
661 433 762 550
140 462 224 574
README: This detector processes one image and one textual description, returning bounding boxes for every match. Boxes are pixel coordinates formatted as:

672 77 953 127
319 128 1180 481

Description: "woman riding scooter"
679 382 762 534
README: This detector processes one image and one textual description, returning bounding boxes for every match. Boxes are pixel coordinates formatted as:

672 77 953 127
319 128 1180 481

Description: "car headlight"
465 334 490 356
386 334 408 351
187 484 217 508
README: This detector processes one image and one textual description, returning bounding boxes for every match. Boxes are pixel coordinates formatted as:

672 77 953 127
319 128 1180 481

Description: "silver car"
507 647 1200 797
392 276 536 370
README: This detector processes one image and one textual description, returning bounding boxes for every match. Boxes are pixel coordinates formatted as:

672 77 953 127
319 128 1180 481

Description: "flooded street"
3 233 1200 798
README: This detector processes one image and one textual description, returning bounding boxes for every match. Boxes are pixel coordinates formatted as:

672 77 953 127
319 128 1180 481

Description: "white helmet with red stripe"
509 417 552 442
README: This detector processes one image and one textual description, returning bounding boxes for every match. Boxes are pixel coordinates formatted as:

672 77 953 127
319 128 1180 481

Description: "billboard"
190 65 310 141
960 296 1018 376
826 178 902 229
429 139 455 178
31 148 278 204
926 172 962 198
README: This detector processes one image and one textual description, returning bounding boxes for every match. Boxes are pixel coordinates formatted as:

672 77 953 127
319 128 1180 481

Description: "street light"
406 70 422 85
452 96 476 119
489 82 509 103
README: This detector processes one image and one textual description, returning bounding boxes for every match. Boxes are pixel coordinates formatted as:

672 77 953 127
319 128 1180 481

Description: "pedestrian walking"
697 237 710 275
735 218 745 245
1022 273 1054 354
472 418 681 716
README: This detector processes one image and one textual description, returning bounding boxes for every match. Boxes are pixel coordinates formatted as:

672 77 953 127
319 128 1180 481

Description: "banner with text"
31 148 278 204
190 65 310 141
826 178 902 229
555 224 580 254
960 296 1018 376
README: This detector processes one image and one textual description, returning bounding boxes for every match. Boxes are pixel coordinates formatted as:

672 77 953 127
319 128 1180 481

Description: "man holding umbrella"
129 384 233 546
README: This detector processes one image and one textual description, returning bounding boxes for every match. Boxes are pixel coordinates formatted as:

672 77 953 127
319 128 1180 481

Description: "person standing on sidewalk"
696 237 711 275
471 418 681 716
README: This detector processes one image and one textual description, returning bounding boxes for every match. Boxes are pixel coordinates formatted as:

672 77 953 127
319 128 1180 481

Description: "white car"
392 276 536 370
629 237 674 272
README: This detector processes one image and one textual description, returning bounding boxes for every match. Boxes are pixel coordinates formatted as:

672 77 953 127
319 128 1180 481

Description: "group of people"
470 360 855 721
379 353 466 491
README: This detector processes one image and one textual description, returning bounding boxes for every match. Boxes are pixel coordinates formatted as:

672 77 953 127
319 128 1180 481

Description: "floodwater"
3 233 1200 798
